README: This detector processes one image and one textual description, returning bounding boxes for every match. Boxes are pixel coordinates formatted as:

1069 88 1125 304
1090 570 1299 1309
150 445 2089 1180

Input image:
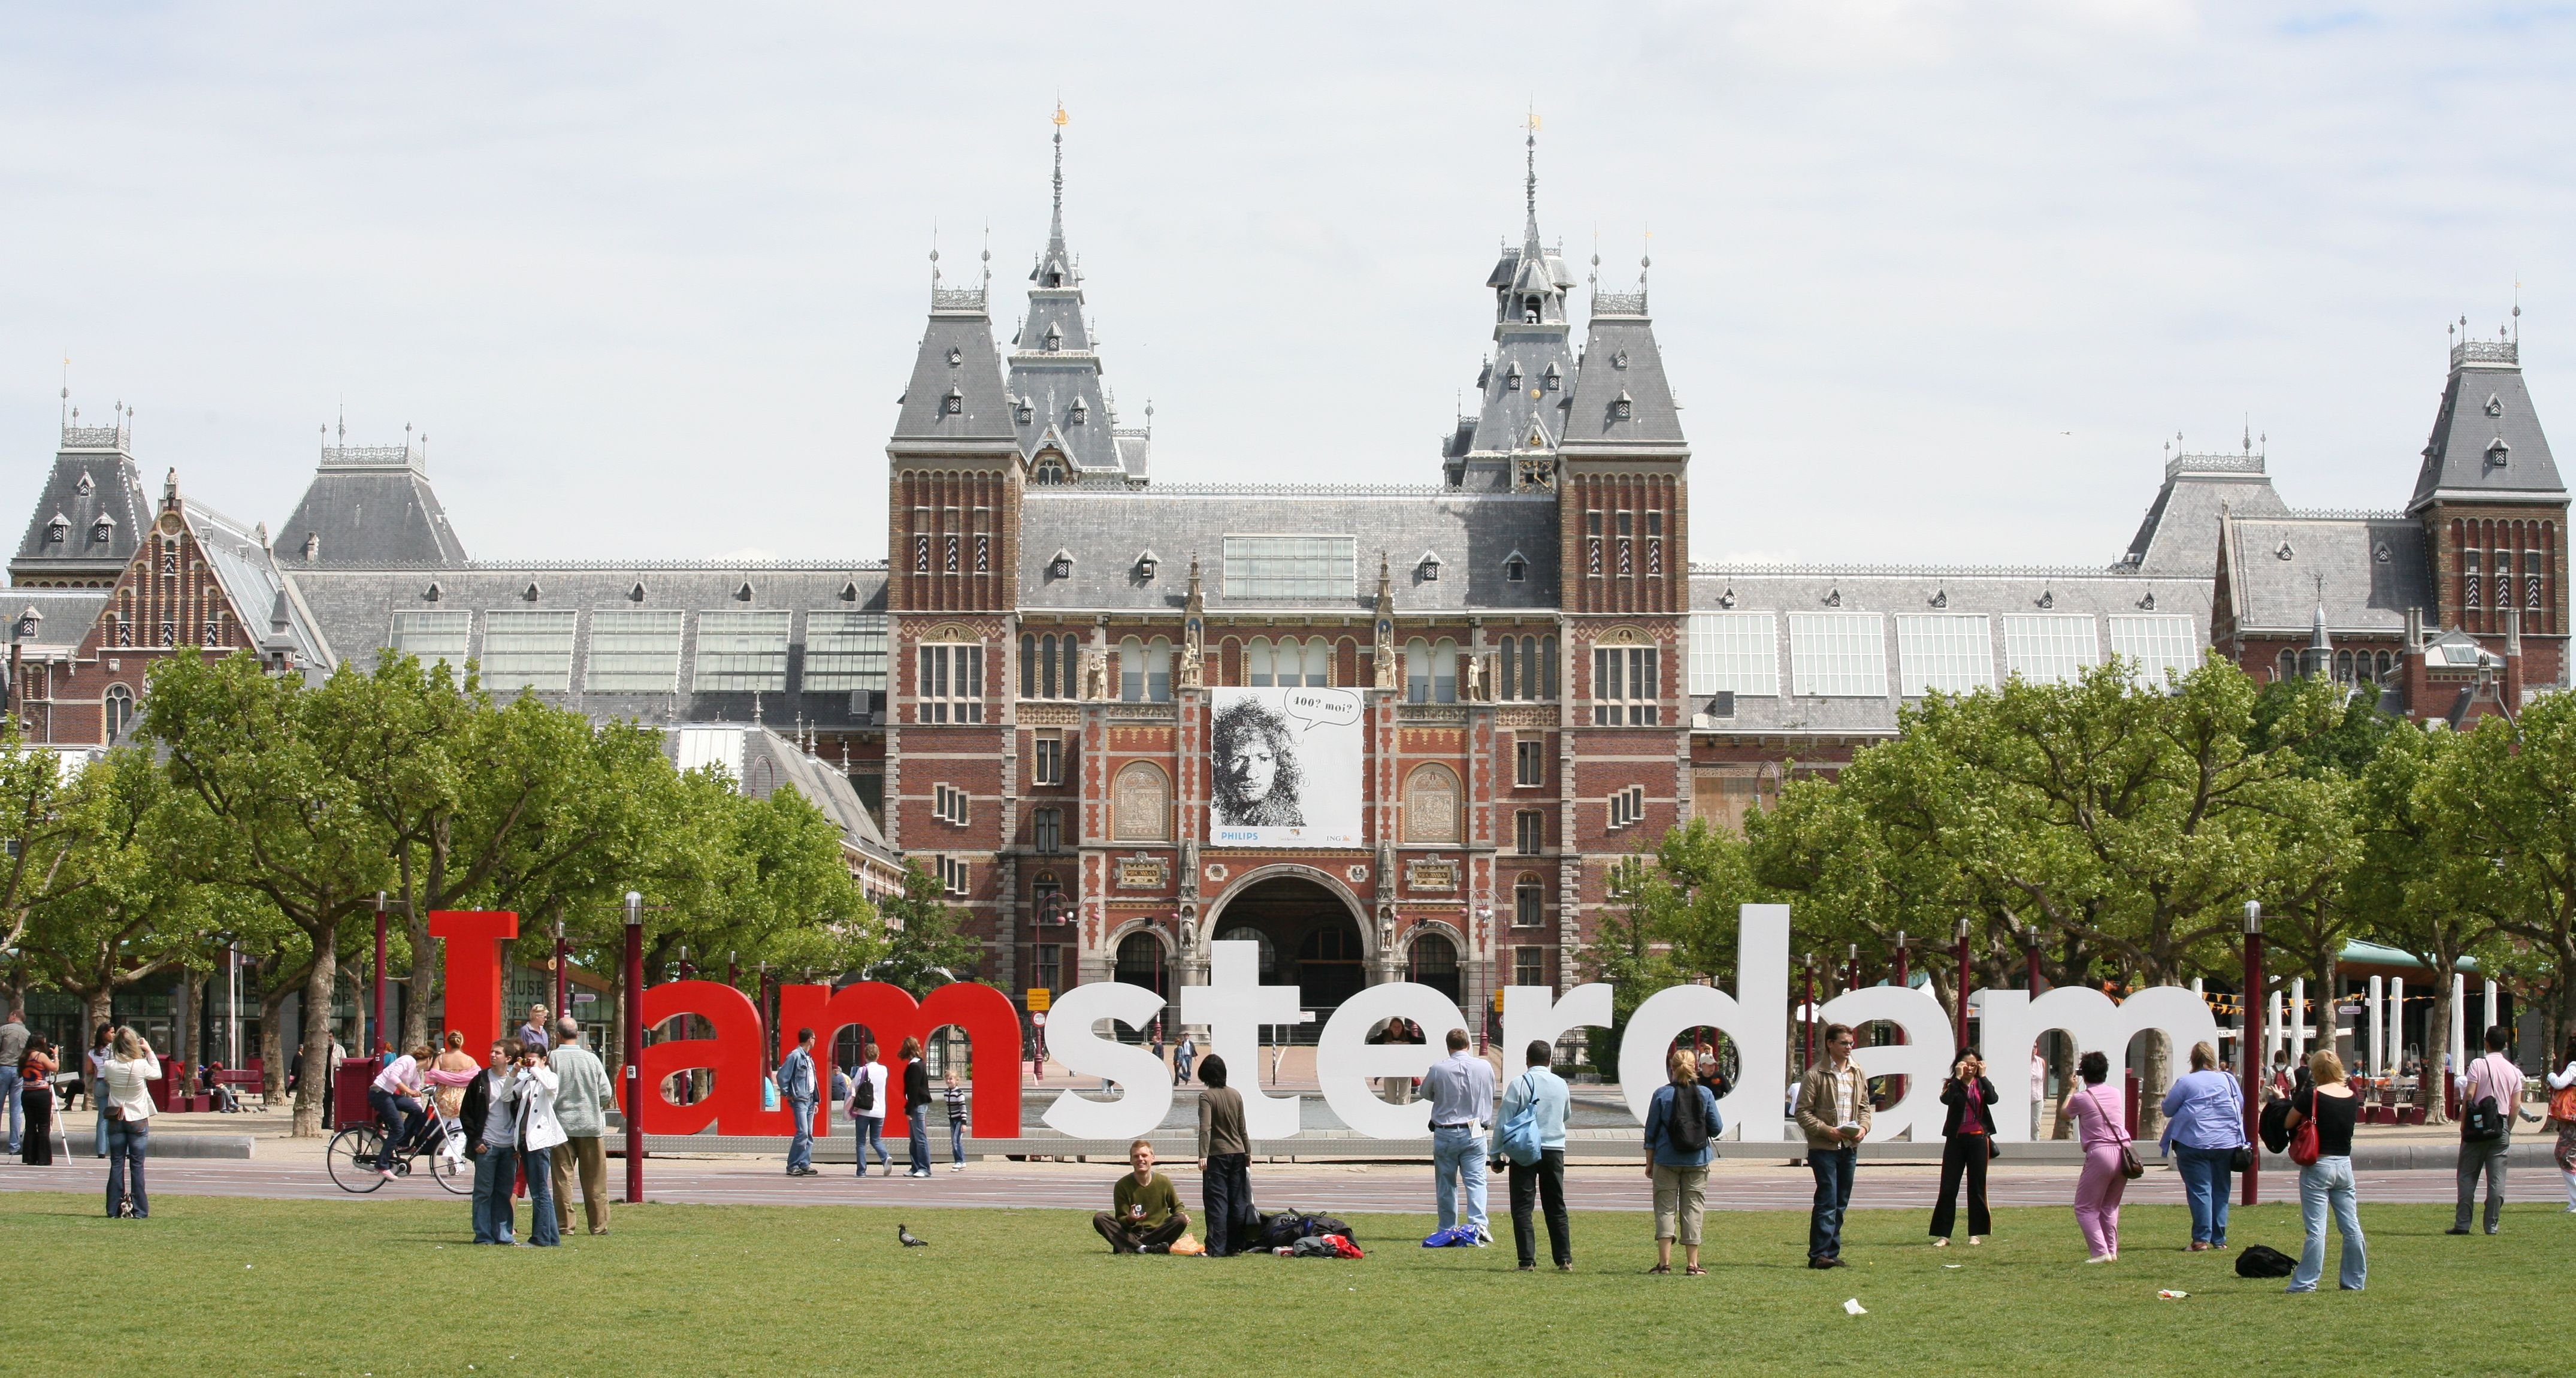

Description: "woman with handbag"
2544 1035 2576 1211
2282 1048 2364 1292
17 1039 58 1166
2158 1041 2249 1252
1928 1052 1997 1247
2061 1050 2136 1262
99 1027 161 1218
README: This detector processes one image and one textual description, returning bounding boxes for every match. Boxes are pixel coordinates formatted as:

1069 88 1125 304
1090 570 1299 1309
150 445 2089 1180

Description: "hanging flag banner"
1208 685 1364 848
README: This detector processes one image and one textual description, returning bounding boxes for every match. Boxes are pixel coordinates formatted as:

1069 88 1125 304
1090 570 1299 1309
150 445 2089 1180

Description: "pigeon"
899 1225 929 1248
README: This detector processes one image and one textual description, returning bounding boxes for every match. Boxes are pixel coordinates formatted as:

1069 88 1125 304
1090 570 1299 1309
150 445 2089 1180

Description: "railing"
319 444 422 471
2453 339 2517 367
1591 290 1647 316
60 424 128 449
1689 561 2137 579
2165 451 2266 480
2279 507 2409 522
932 287 988 312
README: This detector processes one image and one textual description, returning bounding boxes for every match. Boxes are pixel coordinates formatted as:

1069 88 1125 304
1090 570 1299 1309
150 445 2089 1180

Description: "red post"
552 919 569 1028
622 890 645 1204
1954 918 1973 1053
2241 901 2263 1207
371 891 389 1056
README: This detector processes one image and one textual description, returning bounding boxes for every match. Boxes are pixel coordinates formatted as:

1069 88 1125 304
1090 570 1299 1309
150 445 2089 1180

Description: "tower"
2409 317 2568 688
12 403 152 588
1008 108 1147 483
1442 122 1578 493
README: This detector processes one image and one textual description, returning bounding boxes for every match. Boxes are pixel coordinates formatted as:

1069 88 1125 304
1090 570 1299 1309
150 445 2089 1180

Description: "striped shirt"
942 1083 969 1124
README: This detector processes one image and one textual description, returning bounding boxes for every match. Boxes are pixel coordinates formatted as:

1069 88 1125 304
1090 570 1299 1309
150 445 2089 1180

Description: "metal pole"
1846 943 1860 996
1955 919 1973 1053
623 890 645 1204
2241 901 2263 1207
1801 954 1816 1066
553 918 568 1028
372 890 389 1057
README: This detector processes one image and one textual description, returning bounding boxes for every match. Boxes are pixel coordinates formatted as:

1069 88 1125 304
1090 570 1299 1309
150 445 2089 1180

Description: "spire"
1049 103 1068 259
1523 107 1541 248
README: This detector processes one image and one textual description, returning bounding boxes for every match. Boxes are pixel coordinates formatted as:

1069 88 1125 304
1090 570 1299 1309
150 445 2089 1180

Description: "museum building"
6 130 2566 1029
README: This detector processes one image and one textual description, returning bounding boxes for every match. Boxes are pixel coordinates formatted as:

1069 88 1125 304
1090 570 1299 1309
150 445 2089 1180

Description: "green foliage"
869 863 981 995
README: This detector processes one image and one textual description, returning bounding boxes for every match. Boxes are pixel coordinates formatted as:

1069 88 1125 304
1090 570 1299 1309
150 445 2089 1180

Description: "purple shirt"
2066 1081 2127 1149
2463 1053 2524 1128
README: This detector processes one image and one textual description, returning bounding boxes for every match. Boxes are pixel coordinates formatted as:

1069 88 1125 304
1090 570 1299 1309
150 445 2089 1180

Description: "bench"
208 1069 264 1110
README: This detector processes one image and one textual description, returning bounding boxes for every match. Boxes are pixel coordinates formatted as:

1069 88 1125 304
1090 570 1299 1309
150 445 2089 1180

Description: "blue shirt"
1420 1050 1496 1131
2158 1068 2246 1152
1497 1066 1571 1151
1643 1082 1722 1167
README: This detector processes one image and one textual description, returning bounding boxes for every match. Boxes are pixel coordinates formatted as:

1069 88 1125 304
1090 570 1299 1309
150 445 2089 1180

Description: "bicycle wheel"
327 1127 388 1193
428 1131 470 1195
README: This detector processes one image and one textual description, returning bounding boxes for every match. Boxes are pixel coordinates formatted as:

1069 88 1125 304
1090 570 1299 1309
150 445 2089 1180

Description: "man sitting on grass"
1092 1139 1191 1254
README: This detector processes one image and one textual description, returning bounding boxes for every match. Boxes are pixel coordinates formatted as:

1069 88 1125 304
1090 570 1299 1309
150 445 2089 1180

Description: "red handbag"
2289 1088 2323 1167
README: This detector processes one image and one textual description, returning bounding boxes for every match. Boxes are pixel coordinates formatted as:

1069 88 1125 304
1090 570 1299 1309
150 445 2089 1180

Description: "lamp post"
1801 953 1816 1066
622 890 645 1204
552 917 568 1028
371 890 389 1057
2241 900 2264 1207
1954 918 1973 1053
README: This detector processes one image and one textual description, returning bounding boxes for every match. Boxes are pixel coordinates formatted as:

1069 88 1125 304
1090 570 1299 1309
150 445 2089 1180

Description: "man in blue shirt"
1419 1028 1496 1245
778 1028 818 1177
1496 1039 1573 1270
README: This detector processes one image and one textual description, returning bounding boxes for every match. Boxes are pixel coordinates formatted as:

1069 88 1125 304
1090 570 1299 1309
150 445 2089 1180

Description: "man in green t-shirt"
1092 1139 1191 1253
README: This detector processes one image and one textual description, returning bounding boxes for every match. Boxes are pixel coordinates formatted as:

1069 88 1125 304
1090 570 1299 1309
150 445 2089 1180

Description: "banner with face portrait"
1208 685 1364 849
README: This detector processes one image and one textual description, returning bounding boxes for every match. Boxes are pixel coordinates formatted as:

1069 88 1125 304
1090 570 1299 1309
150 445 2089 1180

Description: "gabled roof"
183 493 334 671
667 723 898 868
2408 340 2565 511
2217 512 2430 635
12 422 152 579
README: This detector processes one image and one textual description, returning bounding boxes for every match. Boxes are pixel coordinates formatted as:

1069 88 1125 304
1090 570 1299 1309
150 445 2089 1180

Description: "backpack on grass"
2235 1245 2295 1279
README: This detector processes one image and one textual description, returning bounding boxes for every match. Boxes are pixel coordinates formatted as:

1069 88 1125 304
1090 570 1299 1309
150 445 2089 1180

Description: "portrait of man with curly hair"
1212 696 1305 828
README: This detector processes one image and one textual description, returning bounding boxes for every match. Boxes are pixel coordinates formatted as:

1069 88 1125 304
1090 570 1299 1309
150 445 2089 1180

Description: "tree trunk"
292 935 338 1138
257 953 312 1104
2049 1036 2076 1139
403 902 436 1053
2139 1030 2172 1139
2421 986 2452 1126
179 974 203 1072
85 988 112 1036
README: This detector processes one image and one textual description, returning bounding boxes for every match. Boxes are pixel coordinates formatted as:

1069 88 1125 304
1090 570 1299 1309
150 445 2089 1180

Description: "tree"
2347 721 2496 1123
2418 691 2576 1059
14 749 210 1034
1574 851 1676 1076
870 863 976 995
0 729 102 1004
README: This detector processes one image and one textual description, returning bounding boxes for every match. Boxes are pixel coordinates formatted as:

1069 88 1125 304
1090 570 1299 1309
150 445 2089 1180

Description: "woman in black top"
900 1036 934 1178
1928 1052 1998 1246
2281 1049 2365 1293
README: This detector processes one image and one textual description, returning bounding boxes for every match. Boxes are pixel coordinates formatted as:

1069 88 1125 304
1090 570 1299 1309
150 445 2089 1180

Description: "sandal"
1685 1265 1706 1276
1646 1263 1671 1275
1931 1237 1949 1248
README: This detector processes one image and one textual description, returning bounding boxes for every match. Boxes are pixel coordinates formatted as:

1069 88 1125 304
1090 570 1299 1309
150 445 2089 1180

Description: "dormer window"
1014 396 1035 425
1611 349 1630 370
44 514 66 544
2037 590 2055 609
91 513 116 544
946 346 963 367
1503 552 1528 584
630 582 649 602
1718 587 1736 609
1542 362 1562 392
1069 398 1087 425
1049 549 1074 580
424 582 442 603
734 582 755 602
301 531 320 562
2276 540 2294 561
943 387 964 415
74 471 95 496
1504 365 1521 391
2486 392 2504 417
523 581 543 602
1929 588 1948 608
1033 457 1067 485
1133 550 1159 582
1417 551 1443 582
1044 322 1063 350
2486 437 2510 466
1613 390 1634 420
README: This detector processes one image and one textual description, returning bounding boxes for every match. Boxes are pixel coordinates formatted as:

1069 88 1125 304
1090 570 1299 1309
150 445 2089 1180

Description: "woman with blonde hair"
99 1026 161 1218
1641 1045 1722 1276
2282 1048 2365 1292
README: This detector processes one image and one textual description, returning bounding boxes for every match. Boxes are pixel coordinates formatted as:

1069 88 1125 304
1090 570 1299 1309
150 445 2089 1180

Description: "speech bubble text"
1281 687 1362 732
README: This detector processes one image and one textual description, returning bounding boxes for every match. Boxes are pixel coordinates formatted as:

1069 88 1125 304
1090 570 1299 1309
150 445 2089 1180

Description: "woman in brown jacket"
1196 1054 1251 1256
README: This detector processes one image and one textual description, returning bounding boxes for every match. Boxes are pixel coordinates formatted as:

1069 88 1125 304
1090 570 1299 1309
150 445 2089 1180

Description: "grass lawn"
11 1191 2563 1377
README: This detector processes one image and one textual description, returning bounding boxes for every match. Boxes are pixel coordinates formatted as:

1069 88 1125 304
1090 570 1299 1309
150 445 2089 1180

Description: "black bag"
1258 1210 1359 1250
2230 1145 2253 1173
2235 1244 2296 1279
1667 1084 1710 1155
852 1070 875 1114
2462 1095 2501 1142
2258 1098 2293 1155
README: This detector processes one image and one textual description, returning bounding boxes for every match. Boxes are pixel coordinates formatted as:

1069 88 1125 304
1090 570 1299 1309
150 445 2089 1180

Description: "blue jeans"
1808 1145 1857 1259
949 1118 966 1165
105 1119 148 1217
856 1117 887 1175
785 1098 816 1172
0 1067 21 1153
2174 1144 2237 1245
369 1089 421 1170
906 1106 930 1173
471 1145 518 1244
2290 1156 2365 1292
521 1145 560 1246
1431 1125 1489 1234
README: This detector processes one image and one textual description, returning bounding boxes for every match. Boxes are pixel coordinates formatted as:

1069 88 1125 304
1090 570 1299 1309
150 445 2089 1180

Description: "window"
1585 510 1603 576
587 609 684 693
1514 945 1547 988
1032 734 1064 785
480 610 578 693
1016 631 1075 700
917 643 985 723
1498 634 1558 701
806 611 888 693
1402 764 1461 845
1788 613 1886 697
2463 549 2482 609
1410 934 1460 1000
1514 809 1544 856
694 611 793 692
1514 737 1545 788
104 684 134 741
2333 649 2355 684
1591 645 1659 724
936 856 970 896
1513 873 1544 926
1431 638 1458 702
388 610 472 681
1222 535 1357 602
2107 615 2199 687
1894 615 1993 696
1032 806 1062 854
1115 933 1166 995
1112 761 1170 842
1115 636 1174 703
1607 784 1646 830
2276 647 2298 682
2003 615 2099 684
1246 637 1274 687
1688 614 1779 697
45 518 64 544
1504 555 1526 583
932 783 970 826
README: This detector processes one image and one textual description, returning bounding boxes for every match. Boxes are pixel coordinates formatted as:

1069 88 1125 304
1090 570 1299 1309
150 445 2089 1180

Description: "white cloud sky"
2 2 2568 567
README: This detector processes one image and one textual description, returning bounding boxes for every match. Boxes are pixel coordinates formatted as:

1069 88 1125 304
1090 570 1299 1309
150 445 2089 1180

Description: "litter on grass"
1843 1299 1868 1316
1942 1264 1962 1269
2157 1290 2189 1301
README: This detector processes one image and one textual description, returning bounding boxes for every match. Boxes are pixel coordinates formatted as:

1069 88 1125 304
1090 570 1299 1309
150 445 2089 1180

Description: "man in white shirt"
2448 1024 2536 1235
1419 1029 1497 1245
849 1042 891 1177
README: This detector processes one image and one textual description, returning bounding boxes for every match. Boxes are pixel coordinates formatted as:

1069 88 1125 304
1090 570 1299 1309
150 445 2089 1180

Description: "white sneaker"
1474 1226 1492 1246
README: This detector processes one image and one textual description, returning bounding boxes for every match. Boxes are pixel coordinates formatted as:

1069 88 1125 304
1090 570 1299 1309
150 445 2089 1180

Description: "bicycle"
327 1105 468 1195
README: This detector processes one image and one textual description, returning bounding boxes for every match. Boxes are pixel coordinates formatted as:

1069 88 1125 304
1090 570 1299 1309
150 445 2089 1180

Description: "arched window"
2276 648 2297 682
1020 633 1037 697
1404 637 1430 703
2333 649 2354 684
1432 637 1459 703
1118 636 1145 702
1247 637 1274 687
104 684 135 741
1145 636 1174 702
1513 873 1544 928
1112 761 1169 841
1115 933 1167 996
1300 637 1331 687
1216 926 1277 981
1410 933 1460 1001
2374 649 2393 682
1402 763 1462 845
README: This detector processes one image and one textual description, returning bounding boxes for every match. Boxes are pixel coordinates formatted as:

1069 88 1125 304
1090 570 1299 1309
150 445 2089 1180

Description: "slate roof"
282 563 889 726
667 723 897 866
279 443 468 568
889 289 1018 452
1016 486 1559 614
180 494 335 672
1447 150 1579 483
2 588 113 660
11 424 152 581
2407 342 2566 511
2121 451 2289 575
1559 294 1686 452
2218 513 2432 634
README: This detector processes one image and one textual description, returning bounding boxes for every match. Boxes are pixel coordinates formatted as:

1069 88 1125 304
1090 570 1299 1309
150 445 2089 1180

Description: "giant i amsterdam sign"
436 905 2221 1141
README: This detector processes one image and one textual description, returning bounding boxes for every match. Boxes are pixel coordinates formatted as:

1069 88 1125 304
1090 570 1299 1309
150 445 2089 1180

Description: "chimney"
2504 606 2524 708
2400 607 2427 721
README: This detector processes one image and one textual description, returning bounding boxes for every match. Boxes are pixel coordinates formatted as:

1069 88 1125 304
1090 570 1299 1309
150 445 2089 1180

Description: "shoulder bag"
2550 1077 2576 1126
1496 1072 1543 1167
2288 1089 2323 1167
2094 1086 2144 1180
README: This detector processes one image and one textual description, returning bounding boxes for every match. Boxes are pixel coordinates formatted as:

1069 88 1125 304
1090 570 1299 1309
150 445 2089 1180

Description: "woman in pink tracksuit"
2062 1050 2130 1262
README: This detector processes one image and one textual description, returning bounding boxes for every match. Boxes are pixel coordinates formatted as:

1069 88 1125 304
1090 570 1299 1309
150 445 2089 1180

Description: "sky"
2 2 2569 568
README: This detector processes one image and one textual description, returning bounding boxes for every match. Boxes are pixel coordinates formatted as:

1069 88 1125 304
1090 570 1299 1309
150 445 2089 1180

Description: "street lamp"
1954 918 1973 1053
371 890 389 1058
552 917 568 1027
623 890 645 1204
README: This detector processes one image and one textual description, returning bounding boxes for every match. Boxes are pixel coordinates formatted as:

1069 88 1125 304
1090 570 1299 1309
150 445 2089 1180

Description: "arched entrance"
1205 871 1372 1034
